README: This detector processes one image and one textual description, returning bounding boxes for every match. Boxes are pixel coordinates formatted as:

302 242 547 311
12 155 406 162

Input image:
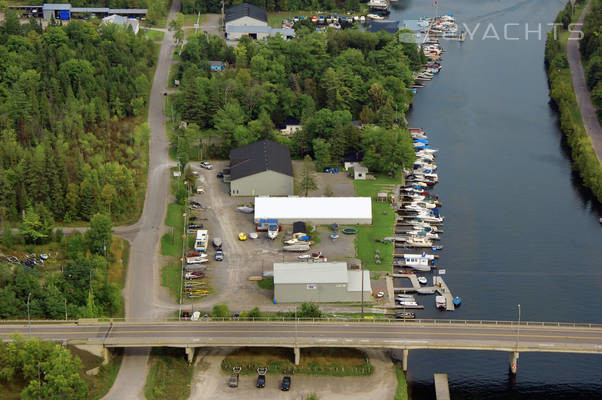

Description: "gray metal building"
273 262 372 303
229 140 294 197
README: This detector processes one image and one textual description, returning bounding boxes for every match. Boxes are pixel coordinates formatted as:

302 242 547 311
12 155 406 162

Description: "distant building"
344 162 368 180
9 3 147 20
229 139 294 196
273 262 372 303
225 3 294 41
279 119 302 137
102 14 139 34
209 61 226 72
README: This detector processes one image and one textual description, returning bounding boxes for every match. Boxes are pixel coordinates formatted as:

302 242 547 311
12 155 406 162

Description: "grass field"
257 276 274 290
161 263 182 300
354 176 401 272
394 364 409 400
144 348 193 400
142 29 165 42
222 347 373 376
108 237 129 317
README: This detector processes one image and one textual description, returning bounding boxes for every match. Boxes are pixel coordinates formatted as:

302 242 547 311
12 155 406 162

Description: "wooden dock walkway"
391 274 455 311
435 276 455 311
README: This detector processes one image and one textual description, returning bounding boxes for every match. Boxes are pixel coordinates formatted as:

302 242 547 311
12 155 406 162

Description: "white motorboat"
237 206 254 213
436 295 447 310
417 276 428 285
283 244 311 252
402 253 437 260
359 15 366 22
367 13 384 20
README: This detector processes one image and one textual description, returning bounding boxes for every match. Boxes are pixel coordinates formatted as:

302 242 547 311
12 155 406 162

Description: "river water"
387 0 602 398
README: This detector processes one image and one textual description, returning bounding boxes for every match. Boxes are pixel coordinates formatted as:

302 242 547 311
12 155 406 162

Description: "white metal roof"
273 262 348 284
254 197 372 221
346 270 372 293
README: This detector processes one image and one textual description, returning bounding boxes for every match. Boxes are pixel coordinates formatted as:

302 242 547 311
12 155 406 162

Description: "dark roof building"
229 140 294 196
225 3 267 24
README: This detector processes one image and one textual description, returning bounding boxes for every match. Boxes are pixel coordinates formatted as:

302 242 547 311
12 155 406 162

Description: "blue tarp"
59 10 70 20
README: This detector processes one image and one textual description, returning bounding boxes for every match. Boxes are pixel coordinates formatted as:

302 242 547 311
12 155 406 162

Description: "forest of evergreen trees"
0 15 156 223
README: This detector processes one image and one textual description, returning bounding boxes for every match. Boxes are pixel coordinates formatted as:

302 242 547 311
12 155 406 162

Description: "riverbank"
545 0 602 202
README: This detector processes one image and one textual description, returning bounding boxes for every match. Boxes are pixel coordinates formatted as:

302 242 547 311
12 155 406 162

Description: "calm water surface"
388 0 602 398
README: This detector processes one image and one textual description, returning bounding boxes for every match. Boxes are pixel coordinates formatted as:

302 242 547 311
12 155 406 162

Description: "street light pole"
27 292 31 336
517 304 521 349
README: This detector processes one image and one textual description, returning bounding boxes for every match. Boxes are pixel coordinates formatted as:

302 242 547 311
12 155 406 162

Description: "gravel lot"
190 348 397 400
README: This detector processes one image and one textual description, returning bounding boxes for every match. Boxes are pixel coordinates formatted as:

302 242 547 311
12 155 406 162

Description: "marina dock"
391 274 455 311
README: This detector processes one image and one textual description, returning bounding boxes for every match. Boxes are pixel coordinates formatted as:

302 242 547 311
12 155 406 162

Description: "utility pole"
64 298 68 321
360 262 364 318
517 304 521 349
27 292 31 336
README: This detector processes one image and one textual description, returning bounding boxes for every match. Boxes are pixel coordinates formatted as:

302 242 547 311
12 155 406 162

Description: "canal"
389 0 602 398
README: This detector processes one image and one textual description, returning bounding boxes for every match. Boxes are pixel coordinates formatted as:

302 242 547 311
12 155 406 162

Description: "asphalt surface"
567 2 602 161
3 321 601 352
101 2 180 398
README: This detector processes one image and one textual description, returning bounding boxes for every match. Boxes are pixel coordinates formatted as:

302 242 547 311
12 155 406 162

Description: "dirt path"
567 1 602 161
189 348 397 400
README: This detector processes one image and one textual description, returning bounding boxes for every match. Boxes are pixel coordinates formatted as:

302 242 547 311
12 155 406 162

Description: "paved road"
567 1 602 161
4 321 601 353
101 2 180 398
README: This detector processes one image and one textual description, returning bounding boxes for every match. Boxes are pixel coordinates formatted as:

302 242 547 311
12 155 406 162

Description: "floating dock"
392 274 455 311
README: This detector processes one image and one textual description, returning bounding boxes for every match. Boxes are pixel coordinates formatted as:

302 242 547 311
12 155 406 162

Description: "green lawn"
257 276 274 290
161 263 183 302
394 364 409 400
182 13 206 27
142 29 165 42
144 348 193 400
166 202 186 227
354 176 401 272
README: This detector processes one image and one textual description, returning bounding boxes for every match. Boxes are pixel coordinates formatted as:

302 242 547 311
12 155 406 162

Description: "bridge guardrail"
0 317 600 329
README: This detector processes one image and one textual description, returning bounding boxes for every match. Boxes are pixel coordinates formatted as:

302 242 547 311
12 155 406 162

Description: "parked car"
228 373 239 388
188 224 203 230
280 376 291 391
256 374 265 388
238 232 247 241
200 161 213 170
215 250 224 261
216 171 224 179
181 311 191 320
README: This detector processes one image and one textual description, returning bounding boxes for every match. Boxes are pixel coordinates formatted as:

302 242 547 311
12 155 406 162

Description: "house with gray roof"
228 139 294 196
225 3 294 41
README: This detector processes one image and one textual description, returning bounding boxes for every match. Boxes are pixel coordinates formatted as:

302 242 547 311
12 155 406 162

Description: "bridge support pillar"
402 349 409 372
101 347 111 365
185 347 195 365
293 347 300 366
509 351 519 374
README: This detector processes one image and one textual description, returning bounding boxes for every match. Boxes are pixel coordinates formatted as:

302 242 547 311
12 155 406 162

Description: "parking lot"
188 161 359 310
189 348 397 400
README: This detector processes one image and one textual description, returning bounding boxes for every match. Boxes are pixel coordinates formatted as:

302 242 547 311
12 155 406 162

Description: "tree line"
0 214 120 320
172 29 420 175
545 0 602 201
580 0 602 116
0 15 155 224
181 0 362 14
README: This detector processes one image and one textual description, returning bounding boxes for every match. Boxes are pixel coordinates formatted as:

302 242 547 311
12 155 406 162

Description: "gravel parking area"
190 348 397 400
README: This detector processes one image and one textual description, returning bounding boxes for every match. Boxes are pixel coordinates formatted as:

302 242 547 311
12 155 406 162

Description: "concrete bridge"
1 318 600 374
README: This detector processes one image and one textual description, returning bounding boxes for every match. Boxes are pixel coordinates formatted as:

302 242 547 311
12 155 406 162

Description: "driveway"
567 2 602 161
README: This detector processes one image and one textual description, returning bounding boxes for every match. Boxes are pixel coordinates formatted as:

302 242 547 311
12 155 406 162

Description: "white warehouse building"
254 197 372 225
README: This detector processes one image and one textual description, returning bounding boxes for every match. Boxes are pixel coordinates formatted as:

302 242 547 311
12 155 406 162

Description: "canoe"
342 228 358 234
